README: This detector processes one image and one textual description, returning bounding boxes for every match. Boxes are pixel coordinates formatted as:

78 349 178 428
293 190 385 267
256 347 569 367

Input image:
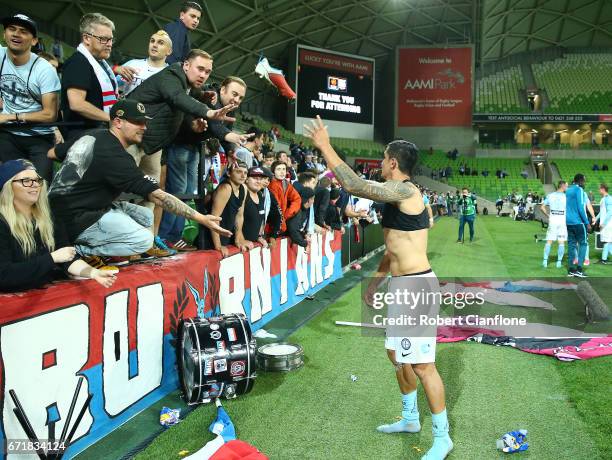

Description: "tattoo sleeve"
150 190 196 219
332 163 417 203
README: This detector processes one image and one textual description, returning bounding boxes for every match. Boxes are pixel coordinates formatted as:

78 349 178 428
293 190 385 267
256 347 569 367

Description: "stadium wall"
475 149 612 159
398 126 476 153
0 233 343 458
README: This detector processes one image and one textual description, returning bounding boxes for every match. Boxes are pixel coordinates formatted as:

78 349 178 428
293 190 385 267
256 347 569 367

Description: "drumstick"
215 398 222 408
334 321 384 329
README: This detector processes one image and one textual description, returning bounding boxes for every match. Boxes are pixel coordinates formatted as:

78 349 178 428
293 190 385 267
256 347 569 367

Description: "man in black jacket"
286 187 315 250
126 49 235 182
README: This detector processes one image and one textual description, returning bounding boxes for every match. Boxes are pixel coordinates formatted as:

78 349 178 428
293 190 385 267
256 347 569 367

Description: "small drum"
256 343 304 372
180 314 257 404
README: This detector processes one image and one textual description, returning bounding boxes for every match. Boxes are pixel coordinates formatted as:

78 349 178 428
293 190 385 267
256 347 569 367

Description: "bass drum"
180 314 257 405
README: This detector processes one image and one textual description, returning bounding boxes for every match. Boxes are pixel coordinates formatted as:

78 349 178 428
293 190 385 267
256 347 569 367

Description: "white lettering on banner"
219 253 247 315
103 285 163 416
1 305 93 450
249 247 272 322
310 233 323 287
280 238 288 304
324 231 335 279
295 245 310 295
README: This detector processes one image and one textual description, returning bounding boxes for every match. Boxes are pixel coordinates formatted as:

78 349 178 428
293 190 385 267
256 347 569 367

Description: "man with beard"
48 100 230 266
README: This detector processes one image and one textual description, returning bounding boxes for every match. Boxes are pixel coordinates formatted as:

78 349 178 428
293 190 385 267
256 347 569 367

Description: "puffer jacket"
127 63 211 154
267 179 302 233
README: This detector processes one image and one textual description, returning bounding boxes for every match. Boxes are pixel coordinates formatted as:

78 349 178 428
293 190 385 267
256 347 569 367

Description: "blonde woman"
0 159 117 292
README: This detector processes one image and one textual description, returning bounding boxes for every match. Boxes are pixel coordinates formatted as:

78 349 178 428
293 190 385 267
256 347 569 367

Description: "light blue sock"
402 390 419 422
603 243 610 261
377 390 421 433
543 243 551 261
422 409 453 460
557 244 565 263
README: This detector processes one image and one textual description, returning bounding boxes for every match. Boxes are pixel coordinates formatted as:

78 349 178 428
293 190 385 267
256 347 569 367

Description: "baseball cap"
260 167 273 180
2 14 37 37
0 159 33 190
110 100 151 123
248 166 266 177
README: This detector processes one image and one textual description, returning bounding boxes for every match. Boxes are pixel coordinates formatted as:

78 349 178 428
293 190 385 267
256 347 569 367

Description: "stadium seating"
475 66 526 113
553 159 612 196
240 113 385 158
532 53 612 113
421 151 544 201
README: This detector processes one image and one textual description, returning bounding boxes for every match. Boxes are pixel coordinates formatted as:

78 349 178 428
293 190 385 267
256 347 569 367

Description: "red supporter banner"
299 49 373 76
397 47 473 127
0 234 342 457
354 159 382 170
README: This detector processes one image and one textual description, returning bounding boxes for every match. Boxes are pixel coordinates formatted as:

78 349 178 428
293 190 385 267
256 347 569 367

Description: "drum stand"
9 376 92 460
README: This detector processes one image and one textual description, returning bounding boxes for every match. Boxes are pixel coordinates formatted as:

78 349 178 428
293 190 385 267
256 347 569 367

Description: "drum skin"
180 314 257 404
256 343 304 372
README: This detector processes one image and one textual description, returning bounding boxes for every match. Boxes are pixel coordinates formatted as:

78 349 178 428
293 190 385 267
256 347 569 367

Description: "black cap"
110 100 151 123
298 187 315 202
247 166 266 177
260 167 273 179
3 14 37 37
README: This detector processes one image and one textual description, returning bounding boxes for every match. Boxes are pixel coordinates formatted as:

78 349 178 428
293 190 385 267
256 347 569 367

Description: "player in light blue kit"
593 183 612 264
539 181 568 268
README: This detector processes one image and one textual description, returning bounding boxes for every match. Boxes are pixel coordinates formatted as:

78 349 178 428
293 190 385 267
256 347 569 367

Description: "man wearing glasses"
0 14 60 183
60 13 118 141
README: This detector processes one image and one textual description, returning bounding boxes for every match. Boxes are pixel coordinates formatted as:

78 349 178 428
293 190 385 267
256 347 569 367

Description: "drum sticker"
227 328 237 341
214 359 227 373
210 330 222 340
216 340 226 352
230 360 246 377
204 358 214 375
210 323 220 331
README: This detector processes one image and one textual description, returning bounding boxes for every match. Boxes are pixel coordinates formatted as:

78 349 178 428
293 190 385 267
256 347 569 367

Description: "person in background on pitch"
565 174 590 277
305 116 453 460
0 159 117 292
593 183 611 265
539 181 567 268
457 187 476 243
164 1 202 65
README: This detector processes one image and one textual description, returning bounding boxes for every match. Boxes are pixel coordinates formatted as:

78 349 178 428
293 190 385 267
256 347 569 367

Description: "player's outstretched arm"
304 116 417 203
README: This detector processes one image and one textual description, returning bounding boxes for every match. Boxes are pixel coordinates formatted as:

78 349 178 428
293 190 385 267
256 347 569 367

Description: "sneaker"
168 239 197 252
572 258 578 265
567 270 576 277
596 259 609 265
155 236 177 255
584 259 590 266
255 56 296 100
144 246 171 258
573 271 588 278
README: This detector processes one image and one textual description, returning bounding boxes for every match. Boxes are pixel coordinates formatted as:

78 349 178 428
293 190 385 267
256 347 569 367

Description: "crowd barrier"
0 231 345 458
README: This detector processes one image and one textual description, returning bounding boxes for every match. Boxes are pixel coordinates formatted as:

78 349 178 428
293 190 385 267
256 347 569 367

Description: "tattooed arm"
148 189 232 238
304 116 416 203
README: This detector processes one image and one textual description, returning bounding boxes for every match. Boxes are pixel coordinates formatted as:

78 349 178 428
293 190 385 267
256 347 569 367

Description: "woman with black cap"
0 159 117 291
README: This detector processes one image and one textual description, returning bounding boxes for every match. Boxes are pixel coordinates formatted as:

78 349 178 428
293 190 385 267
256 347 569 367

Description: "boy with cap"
48 99 230 265
286 186 315 250
0 14 60 182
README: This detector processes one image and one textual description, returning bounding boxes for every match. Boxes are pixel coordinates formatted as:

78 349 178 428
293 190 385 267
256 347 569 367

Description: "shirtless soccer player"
305 116 453 460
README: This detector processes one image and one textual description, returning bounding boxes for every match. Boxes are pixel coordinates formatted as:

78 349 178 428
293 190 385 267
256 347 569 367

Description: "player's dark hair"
573 173 585 184
386 140 418 176
601 183 609 192
181 1 202 13
557 180 566 189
